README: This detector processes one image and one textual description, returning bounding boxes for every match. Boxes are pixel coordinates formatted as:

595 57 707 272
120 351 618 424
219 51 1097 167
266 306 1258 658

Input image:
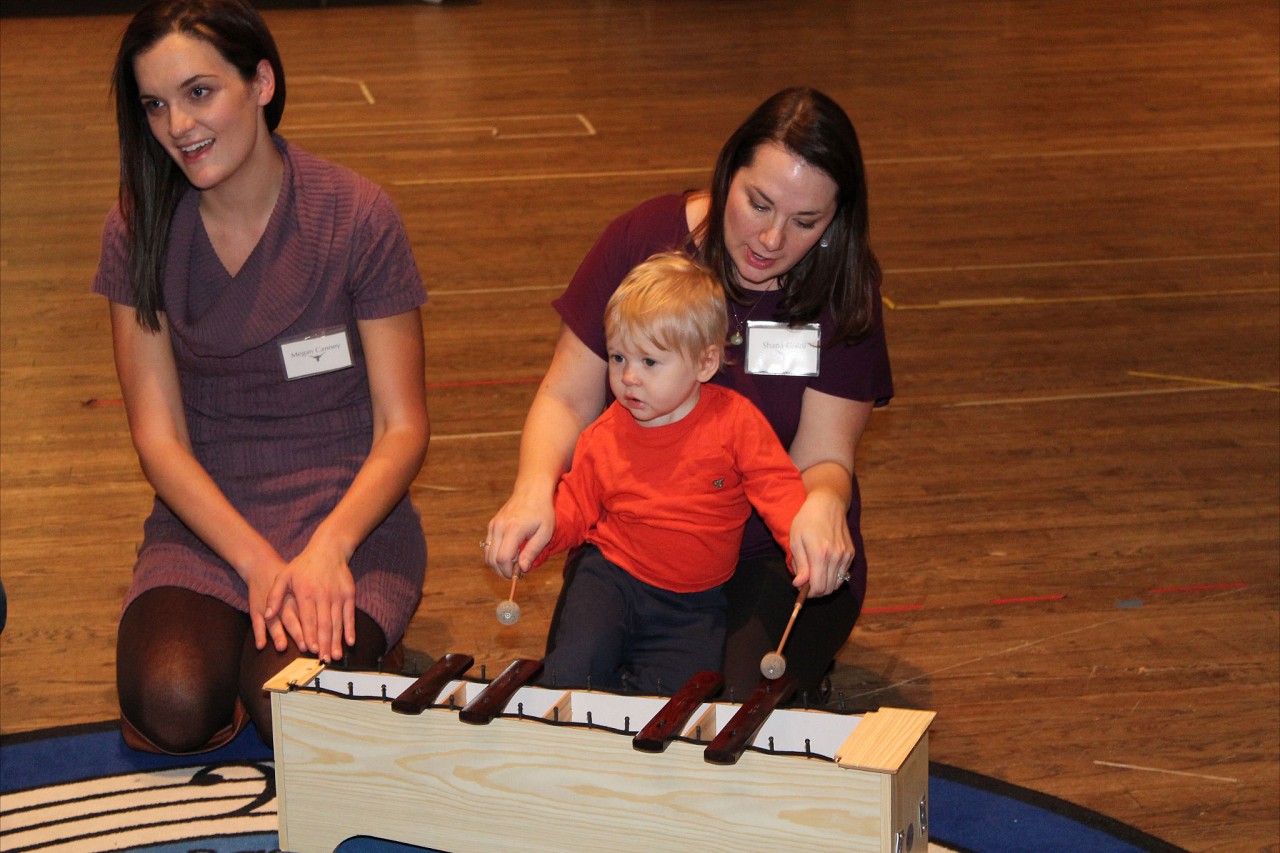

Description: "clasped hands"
250 539 356 664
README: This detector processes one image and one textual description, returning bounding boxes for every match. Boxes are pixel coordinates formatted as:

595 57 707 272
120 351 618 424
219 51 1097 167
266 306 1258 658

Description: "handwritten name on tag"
744 321 821 377
279 327 354 380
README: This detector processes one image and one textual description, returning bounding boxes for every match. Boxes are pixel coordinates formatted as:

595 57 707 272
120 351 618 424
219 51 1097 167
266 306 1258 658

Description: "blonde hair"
604 252 728 367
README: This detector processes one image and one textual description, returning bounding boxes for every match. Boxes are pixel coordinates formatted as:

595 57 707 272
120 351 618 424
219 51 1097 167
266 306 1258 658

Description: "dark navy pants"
549 546 862 704
542 544 725 696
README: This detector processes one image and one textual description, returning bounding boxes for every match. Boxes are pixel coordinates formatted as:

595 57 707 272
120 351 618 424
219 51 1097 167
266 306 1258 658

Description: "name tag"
279 327 355 380
744 321 821 377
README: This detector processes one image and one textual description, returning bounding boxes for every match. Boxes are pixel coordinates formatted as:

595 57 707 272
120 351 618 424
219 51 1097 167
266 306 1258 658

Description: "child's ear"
694 345 722 382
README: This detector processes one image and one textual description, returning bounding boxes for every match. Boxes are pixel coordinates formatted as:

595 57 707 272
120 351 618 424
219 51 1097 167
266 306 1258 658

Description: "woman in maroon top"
486 88 892 702
96 0 428 752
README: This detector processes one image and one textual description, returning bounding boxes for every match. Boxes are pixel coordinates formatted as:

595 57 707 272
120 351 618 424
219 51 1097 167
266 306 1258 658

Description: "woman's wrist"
236 540 283 583
511 468 560 507
800 462 853 508
306 520 356 565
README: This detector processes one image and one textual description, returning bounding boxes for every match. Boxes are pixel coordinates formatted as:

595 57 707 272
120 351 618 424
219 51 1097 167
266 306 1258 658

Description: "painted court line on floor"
884 285 1278 311
287 74 376 105
1127 370 1280 394
848 616 1129 700
1093 760 1239 784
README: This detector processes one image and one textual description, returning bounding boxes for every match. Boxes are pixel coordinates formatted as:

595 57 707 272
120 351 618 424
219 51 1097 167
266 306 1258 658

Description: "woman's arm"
108 302 297 651
485 324 607 578
786 388 873 598
265 308 429 661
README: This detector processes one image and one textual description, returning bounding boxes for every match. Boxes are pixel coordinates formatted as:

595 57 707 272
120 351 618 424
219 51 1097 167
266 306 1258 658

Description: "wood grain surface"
1 2 1276 851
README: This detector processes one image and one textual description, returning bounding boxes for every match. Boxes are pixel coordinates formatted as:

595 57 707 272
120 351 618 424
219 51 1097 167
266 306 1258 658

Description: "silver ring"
480 540 491 549
836 572 850 585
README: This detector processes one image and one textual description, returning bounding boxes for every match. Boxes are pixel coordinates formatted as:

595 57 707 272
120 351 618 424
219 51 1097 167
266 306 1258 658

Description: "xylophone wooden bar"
391 653 475 715
703 674 797 765
265 658 935 853
632 670 724 753
458 658 544 725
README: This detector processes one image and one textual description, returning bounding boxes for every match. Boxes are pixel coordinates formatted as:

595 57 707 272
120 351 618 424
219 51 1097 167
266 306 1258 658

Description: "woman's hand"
788 483 855 597
246 555 302 653
485 488 554 579
263 537 356 662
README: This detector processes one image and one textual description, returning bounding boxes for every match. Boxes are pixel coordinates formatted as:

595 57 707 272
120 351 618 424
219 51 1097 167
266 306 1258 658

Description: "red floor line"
990 594 1067 605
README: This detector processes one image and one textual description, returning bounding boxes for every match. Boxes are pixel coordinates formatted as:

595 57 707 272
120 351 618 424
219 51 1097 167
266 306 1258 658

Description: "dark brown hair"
695 87 881 345
111 0 285 330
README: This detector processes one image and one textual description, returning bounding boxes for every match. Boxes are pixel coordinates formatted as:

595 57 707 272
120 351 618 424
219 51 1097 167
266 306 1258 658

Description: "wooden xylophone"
266 654 935 853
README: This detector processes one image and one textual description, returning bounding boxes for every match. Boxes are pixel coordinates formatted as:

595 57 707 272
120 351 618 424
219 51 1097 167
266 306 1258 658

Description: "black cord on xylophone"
289 681 392 704
282 676 847 762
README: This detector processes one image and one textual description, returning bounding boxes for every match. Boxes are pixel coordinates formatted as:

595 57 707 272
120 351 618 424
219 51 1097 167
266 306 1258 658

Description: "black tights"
117 587 386 752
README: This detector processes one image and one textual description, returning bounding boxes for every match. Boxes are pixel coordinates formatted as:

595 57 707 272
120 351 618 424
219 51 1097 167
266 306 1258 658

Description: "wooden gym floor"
1 2 1276 850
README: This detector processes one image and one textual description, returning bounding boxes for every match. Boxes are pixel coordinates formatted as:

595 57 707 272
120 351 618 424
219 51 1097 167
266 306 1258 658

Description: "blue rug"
1 722 1186 852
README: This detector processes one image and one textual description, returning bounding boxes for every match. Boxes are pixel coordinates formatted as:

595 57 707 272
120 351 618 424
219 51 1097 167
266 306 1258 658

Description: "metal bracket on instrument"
458 658 544 725
703 675 798 765
632 671 724 753
390 652 475 715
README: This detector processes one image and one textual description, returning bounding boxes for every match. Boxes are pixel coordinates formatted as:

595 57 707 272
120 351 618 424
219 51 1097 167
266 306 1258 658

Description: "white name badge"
744 321 821 377
279 326 355 380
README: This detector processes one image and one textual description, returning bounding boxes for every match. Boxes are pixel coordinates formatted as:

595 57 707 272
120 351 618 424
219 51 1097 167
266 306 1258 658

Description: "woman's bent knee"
118 670 241 754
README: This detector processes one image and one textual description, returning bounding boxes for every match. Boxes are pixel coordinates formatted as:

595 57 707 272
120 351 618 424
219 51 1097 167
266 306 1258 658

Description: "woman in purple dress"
95 0 428 752
486 88 892 702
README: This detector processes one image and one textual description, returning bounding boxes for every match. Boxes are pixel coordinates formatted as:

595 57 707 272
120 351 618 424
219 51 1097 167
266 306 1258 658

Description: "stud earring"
819 237 830 248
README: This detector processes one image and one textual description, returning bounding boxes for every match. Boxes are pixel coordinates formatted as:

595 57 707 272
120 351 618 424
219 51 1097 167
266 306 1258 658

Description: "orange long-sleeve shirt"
535 384 807 592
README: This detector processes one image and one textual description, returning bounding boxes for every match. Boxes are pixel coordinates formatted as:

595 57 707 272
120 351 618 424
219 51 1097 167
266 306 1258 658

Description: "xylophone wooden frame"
266 658 936 853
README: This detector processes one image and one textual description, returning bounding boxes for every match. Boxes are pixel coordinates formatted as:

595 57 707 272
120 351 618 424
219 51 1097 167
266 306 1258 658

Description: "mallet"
495 571 522 625
759 582 809 679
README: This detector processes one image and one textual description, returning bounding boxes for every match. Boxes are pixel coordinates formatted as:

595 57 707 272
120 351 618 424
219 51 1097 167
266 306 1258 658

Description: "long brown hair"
111 0 286 331
695 88 880 345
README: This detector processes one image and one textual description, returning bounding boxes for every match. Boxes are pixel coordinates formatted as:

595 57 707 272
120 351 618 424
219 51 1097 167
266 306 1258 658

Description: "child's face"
607 333 718 428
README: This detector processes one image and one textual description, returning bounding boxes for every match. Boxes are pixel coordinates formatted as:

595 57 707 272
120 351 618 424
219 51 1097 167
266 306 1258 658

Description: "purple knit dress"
93 138 426 646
